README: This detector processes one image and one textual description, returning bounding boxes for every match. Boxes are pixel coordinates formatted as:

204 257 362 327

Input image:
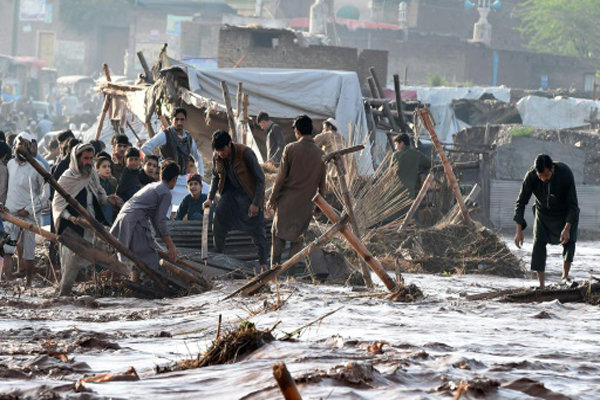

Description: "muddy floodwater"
1 238 599 399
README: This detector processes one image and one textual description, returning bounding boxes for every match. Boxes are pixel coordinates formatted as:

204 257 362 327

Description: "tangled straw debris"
156 322 274 373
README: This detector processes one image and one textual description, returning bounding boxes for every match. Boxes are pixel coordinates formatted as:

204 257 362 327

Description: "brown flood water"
0 238 598 399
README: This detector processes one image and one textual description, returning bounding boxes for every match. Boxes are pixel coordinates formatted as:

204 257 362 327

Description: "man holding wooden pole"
110 162 181 281
52 143 122 296
2 132 47 285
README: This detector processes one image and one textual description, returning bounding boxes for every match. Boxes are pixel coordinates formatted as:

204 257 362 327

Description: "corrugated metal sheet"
490 180 600 231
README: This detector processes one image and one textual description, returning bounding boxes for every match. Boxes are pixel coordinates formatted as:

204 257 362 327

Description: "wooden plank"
419 107 471 224
220 81 238 141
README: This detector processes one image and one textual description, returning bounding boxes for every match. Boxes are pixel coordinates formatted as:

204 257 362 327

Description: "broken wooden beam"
399 171 434 231
369 66 385 99
220 81 238 141
136 51 153 84
324 145 373 287
0 211 129 276
273 362 303 400
419 107 471 224
313 194 398 292
222 215 347 300
393 73 407 131
95 63 113 140
17 146 171 296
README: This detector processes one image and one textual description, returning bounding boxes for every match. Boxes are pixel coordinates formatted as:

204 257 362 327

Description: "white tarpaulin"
517 95 599 130
168 66 374 173
405 86 511 142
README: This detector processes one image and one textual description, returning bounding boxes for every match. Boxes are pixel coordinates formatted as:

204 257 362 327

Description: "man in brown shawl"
53 143 122 296
267 115 326 266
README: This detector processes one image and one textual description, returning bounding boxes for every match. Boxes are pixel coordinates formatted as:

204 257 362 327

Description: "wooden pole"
404 66 408 86
418 107 471 224
220 81 238 141
201 207 209 261
399 171 434 230
369 66 384 99
313 194 399 292
242 93 249 145
273 362 302 400
393 74 407 131
16 146 171 295
236 82 243 120
331 156 373 288
366 76 379 99
136 51 153 84
479 123 491 221
0 212 130 276
126 121 141 143
95 64 113 140
222 217 346 300
449 184 480 225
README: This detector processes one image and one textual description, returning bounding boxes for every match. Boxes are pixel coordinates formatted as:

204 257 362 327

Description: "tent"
159 66 375 173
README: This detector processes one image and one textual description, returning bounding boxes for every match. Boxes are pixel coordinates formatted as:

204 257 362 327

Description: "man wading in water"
513 154 579 289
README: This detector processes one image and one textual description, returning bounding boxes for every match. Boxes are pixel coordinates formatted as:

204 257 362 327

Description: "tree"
516 0 600 58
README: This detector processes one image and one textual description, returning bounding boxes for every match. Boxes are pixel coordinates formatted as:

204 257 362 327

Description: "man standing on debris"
111 161 180 277
53 143 122 296
267 115 326 266
2 132 48 285
142 108 204 176
389 133 431 199
203 130 267 268
514 154 579 289
257 112 285 167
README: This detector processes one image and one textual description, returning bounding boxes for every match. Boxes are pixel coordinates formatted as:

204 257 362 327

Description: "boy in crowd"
140 155 158 186
175 173 207 221
117 147 142 202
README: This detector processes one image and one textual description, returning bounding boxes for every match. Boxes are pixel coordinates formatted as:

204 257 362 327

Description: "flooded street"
1 238 599 399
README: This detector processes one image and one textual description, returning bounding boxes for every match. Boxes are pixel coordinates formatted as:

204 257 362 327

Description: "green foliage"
428 74 447 87
59 0 132 32
511 126 535 137
516 0 600 58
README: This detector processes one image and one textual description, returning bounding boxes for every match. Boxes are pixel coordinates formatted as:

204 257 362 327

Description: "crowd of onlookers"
0 117 209 284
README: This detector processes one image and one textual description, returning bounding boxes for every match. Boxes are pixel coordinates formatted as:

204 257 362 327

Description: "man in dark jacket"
257 112 285 167
203 130 267 267
514 154 579 289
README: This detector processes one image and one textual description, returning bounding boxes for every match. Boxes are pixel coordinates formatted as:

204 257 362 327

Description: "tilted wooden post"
242 93 249 145
95 64 113 140
17 146 171 295
419 107 471 224
399 171 434 231
236 82 243 120
273 362 302 400
313 194 399 292
222 216 347 300
0 212 129 276
324 146 373 287
220 81 238 141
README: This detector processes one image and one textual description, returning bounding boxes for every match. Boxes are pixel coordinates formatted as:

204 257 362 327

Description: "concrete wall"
217 26 387 87
490 179 600 233
493 136 585 184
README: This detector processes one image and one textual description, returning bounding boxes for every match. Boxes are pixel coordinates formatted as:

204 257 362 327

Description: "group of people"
0 99 580 294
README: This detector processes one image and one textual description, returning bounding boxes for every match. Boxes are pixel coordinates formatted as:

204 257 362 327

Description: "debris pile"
156 321 274 373
336 221 524 278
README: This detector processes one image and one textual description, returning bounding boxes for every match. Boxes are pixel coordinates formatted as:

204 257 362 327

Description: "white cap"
69 123 77 131
325 117 339 131
17 131 36 143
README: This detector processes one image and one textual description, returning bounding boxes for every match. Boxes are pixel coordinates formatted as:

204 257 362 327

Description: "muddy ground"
0 238 598 399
